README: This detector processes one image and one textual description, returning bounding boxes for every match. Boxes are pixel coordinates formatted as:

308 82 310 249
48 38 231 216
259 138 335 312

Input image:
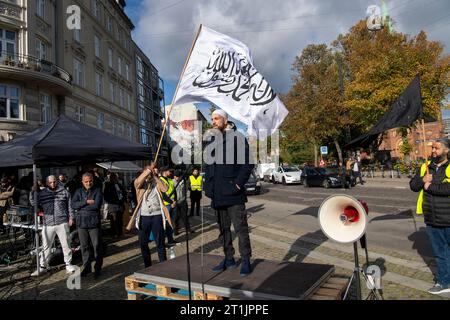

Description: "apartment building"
0 0 165 154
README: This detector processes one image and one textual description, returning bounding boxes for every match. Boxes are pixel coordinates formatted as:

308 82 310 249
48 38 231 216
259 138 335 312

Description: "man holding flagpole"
204 109 254 276
168 25 289 277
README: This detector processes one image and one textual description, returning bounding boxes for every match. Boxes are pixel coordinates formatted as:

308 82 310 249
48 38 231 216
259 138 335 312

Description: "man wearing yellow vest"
160 166 178 246
188 168 202 217
410 138 450 295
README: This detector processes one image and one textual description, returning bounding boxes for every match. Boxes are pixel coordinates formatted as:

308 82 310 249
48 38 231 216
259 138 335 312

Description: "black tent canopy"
0 115 153 168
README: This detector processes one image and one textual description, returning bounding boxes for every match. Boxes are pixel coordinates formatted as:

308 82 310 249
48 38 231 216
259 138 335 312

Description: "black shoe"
212 258 236 272
80 267 92 277
240 258 252 277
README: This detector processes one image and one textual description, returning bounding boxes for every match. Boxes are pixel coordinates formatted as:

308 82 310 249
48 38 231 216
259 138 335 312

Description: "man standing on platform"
188 168 202 217
204 109 254 277
410 138 450 295
72 173 104 279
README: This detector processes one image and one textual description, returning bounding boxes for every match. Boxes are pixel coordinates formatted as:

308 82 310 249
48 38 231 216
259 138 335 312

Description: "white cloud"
133 0 450 94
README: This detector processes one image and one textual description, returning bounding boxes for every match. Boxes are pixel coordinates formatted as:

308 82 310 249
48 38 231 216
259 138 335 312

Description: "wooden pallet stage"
125 253 349 300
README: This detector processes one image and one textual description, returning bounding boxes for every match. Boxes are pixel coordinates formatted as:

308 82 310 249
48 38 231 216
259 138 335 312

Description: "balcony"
0 51 72 95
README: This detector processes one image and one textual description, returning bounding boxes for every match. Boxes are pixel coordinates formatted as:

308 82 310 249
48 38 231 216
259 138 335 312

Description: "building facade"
378 121 443 160
134 42 167 164
0 0 164 156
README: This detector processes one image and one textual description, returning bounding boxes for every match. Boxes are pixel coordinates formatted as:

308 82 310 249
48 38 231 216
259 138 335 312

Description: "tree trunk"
334 139 343 164
314 144 318 167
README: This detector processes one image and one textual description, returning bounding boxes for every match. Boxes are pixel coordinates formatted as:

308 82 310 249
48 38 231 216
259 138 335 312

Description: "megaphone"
318 194 368 244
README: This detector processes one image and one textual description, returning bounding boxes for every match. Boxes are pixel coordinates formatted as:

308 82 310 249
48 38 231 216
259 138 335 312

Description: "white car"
271 165 302 185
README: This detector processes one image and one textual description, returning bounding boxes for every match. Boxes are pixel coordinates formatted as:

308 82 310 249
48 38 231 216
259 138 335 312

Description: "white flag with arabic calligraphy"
174 26 289 139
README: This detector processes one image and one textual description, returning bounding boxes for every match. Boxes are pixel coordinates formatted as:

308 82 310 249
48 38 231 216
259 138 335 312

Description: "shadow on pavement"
408 227 436 276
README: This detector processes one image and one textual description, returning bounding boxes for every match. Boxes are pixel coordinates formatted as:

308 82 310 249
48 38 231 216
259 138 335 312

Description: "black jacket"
103 181 126 206
72 187 103 229
204 122 254 209
410 160 450 227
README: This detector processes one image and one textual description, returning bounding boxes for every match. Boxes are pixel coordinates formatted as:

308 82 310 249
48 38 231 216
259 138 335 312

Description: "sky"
124 0 450 122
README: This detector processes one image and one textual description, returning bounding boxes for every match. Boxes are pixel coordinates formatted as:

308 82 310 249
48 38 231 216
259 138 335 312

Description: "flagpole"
421 119 429 175
154 24 203 164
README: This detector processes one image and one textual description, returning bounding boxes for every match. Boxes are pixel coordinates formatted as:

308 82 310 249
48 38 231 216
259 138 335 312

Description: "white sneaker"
66 264 77 274
31 267 47 277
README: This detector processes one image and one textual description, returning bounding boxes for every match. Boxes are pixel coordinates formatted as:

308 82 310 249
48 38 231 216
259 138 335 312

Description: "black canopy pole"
33 163 40 275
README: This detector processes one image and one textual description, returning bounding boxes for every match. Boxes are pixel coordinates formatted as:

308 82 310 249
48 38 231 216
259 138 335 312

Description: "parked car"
323 166 357 188
245 172 261 195
301 166 342 188
271 165 302 185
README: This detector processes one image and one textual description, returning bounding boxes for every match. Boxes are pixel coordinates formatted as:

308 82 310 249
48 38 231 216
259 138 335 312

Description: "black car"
245 172 261 195
301 166 343 188
325 166 357 188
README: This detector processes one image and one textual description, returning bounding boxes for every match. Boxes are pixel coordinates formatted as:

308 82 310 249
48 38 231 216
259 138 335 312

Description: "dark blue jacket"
72 187 103 229
30 185 74 226
204 122 254 209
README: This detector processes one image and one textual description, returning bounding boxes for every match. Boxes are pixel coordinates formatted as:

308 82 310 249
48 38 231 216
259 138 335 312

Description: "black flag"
346 75 423 149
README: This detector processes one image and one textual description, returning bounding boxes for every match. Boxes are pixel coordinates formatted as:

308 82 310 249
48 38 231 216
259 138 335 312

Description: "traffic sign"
320 146 328 155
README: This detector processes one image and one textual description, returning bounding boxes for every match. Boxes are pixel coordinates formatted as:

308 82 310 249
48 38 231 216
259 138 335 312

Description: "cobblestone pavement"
1 207 448 300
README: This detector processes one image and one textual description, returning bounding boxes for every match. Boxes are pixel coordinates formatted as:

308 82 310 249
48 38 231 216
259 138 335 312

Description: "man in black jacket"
103 172 126 238
204 109 254 277
72 172 104 279
410 138 450 295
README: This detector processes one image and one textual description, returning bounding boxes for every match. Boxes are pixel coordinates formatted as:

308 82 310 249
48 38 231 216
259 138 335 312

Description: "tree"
282 20 449 164
334 20 450 132
283 44 350 165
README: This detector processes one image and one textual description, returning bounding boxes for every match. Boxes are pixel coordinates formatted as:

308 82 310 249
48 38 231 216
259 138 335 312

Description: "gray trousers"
215 204 252 260
78 227 103 272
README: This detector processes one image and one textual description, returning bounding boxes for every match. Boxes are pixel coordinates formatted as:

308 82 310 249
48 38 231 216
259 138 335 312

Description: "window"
108 47 113 68
125 63 130 81
0 29 16 61
73 28 81 42
107 15 113 32
0 85 20 119
140 127 149 145
118 121 124 137
73 58 85 87
138 82 145 102
36 0 45 18
126 93 131 112
93 0 101 20
95 72 103 96
36 38 47 61
127 124 133 141
94 35 101 58
117 56 122 75
97 112 104 129
75 105 85 123
40 93 51 123
119 87 124 107
136 57 143 76
112 118 118 135
109 81 115 103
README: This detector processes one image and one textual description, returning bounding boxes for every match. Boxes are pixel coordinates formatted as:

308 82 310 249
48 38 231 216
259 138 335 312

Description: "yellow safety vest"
416 161 450 214
189 175 202 191
161 177 175 206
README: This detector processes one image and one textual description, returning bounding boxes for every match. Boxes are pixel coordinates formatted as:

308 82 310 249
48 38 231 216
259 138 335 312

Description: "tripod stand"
343 242 382 300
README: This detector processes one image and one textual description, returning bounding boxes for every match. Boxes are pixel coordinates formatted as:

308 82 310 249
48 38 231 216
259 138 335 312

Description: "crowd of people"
0 164 209 280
